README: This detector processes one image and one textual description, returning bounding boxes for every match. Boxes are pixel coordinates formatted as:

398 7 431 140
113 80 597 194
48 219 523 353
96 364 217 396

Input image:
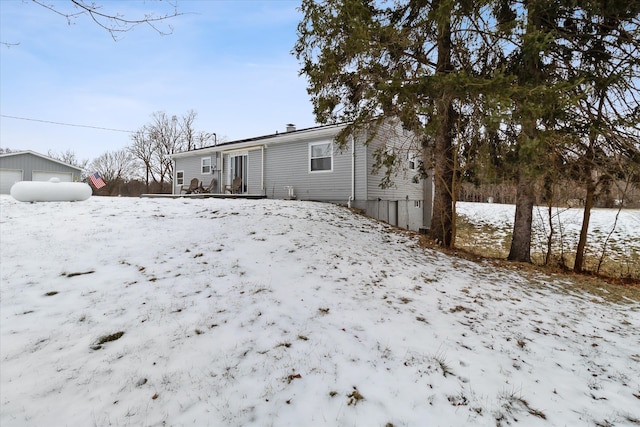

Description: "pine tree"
295 0 503 247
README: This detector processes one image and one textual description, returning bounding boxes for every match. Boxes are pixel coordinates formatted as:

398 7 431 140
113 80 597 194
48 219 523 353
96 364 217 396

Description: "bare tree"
178 111 219 150
196 131 219 148
47 149 88 171
31 0 182 41
148 112 184 192
88 149 136 195
129 110 217 193
180 110 198 152
129 127 155 193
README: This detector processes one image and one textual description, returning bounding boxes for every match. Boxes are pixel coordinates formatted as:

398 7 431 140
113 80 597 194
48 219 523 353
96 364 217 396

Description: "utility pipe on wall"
349 135 355 208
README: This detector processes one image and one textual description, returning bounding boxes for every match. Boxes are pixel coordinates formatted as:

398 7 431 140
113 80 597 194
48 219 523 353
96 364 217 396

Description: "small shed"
0 151 83 194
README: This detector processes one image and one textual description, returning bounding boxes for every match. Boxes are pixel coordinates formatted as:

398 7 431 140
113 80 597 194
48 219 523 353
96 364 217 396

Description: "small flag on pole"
89 172 106 189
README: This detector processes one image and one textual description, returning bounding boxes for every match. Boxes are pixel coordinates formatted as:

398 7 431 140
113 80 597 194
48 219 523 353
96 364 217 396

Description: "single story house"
170 121 433 231
0 151 84 194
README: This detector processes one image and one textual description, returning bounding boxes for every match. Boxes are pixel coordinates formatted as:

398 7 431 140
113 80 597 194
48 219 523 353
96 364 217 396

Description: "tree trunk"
430 118 454 246
428 6 455 248
507 2 544 264
145 164 150 194
508 167 534 262
574 175 595 272
544 203 554 265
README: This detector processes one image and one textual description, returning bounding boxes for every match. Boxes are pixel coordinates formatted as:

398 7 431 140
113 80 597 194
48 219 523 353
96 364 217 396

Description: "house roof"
170 123 348 159
0 150 84 171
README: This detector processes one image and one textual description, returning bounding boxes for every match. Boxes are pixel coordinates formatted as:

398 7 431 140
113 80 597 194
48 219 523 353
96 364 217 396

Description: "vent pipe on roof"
286 123 296 132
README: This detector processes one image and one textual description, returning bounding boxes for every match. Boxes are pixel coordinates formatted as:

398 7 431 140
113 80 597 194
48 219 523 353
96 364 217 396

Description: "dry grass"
454 214 640 285
352 207 639 304
417 236 640 306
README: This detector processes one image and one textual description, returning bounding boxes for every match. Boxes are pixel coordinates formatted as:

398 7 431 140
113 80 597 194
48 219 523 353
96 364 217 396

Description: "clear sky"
0 0 316 162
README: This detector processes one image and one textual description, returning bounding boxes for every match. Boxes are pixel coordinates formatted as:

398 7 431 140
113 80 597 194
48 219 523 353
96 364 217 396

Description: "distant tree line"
2 110 215 196
295 0 639 272
36 110 218 197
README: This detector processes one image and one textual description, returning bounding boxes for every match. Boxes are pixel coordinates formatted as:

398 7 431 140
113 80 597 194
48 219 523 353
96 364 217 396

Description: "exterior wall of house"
352 136 369 202
0 152 82 194
352 122 427 231
365 124 423 202
262 134 355 203
170 122 431 231
358 198 425 230
173 153 220 193
247 149 263 194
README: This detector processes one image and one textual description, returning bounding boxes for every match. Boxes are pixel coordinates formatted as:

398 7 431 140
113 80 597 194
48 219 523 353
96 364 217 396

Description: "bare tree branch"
31 0 182 40
1 41 21 48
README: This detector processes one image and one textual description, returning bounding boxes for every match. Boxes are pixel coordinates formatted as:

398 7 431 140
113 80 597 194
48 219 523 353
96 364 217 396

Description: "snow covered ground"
457 202 640 276
1 195 638 426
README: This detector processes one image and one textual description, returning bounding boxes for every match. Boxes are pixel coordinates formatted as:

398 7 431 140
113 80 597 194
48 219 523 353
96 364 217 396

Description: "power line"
0 114 134 133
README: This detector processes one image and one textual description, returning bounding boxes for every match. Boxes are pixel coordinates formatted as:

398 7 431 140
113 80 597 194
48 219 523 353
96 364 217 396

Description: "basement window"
310 142 333 172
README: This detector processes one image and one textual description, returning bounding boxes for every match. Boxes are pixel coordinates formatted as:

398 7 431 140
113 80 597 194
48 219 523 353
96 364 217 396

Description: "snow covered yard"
456 202 640 279
1 195 638 426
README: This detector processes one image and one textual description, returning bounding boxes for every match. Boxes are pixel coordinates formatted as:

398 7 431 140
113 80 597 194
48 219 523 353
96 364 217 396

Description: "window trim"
408 152 418 171
201 157 212 174
309 141 333 173
176 170 184 186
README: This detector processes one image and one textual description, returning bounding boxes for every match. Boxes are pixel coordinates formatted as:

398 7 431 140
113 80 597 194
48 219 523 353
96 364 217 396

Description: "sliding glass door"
228 153 247 194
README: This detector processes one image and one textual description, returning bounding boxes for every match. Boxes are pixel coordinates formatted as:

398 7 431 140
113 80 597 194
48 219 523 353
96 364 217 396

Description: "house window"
310 142 332 172
176 170 184 186
408 152 417 171
201 157 212 174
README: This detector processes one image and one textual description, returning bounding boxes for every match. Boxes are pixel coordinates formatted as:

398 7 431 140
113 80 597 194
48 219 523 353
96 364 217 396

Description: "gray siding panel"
264 136 353 202
0 152 81 182
354 140 368 201
247 149 262 194
174 154 219 193
366 126 423 202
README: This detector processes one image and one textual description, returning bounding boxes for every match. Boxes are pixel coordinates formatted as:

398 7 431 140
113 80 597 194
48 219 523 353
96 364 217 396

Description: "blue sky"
0 0 315 161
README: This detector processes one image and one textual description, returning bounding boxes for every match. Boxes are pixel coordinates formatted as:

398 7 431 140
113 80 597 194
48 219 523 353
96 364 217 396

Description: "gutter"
170 123 348 160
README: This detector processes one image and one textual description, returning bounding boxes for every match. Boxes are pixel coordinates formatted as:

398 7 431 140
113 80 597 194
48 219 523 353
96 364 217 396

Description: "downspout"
406 195 410 230
173 159 177 195
348 135 355 208
261 145 265 196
